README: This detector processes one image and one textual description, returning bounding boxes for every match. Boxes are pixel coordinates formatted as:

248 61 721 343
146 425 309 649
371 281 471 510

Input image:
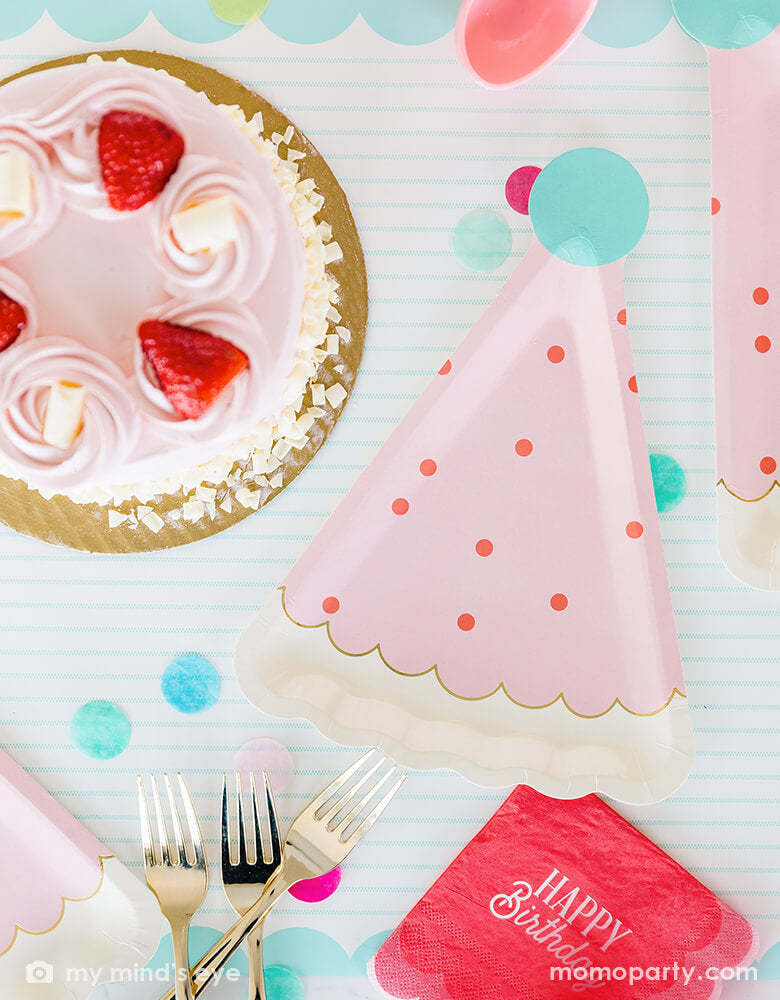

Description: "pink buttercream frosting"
0 59 305 492
0 337 138 490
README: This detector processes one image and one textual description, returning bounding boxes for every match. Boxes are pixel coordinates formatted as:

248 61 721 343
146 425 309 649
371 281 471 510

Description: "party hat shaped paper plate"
237 148 695 804
671 1 780 588
0 747 161 998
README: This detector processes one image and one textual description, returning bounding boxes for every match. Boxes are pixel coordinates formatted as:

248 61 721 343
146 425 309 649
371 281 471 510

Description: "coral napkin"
370 787 758 999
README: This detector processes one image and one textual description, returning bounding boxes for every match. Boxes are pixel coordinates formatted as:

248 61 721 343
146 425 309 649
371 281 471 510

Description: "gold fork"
221 772 282 1000
139 773 208 1000
160 748 405 999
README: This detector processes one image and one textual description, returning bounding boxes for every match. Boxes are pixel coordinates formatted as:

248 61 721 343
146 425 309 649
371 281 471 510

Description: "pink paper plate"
0 747 161 997
670 7 780 588
237 149 694 804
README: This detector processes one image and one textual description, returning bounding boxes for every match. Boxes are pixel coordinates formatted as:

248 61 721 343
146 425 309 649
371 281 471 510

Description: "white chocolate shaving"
42 382 86 449
325 383 347 408
182 499 205 522
171 195 239 255
323 242 343 264
141 511 165 533
235 486 260 509
0 150 33 219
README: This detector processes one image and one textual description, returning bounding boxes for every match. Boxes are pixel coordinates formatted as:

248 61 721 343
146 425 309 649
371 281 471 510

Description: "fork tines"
222 771 281 873
310 748 406 843
138 772 205 870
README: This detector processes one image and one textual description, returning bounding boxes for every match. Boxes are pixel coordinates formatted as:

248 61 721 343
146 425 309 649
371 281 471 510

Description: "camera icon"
26 961 54 984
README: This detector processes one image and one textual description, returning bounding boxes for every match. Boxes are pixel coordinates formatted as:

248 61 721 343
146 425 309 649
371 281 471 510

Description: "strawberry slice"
0 290 27 353
138 319 249 420
98 110 184 211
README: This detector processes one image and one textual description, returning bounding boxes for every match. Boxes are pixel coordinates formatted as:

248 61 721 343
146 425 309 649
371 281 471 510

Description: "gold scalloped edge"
0 854 113 959
717 477 780 502
278 587 685 720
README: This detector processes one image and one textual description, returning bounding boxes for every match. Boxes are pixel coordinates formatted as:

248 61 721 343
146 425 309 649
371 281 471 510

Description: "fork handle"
171 921 195 1000
160 872 292 1000
248 927 266 1000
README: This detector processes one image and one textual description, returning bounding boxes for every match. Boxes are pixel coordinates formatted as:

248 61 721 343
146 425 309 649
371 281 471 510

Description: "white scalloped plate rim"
235 589 696 804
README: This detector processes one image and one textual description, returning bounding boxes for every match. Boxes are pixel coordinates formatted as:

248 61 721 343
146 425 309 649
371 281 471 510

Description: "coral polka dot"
626 521 644 539
711 197 720 215
322 596 340 614
419 459 437 477
755 335 772 353
547 345 565 364
475 539 493 557
438 360 452 375
617 308 627 326
392 497 409 515
760 456 777 475
457 613 475 631
753 287 769 305
515 438 533 457
628 375 638 393
550 593 568 612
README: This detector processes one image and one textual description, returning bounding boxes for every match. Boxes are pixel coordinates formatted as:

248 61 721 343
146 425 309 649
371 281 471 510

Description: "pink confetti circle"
289 866 342 902
505 165 542 215
233 738 294 794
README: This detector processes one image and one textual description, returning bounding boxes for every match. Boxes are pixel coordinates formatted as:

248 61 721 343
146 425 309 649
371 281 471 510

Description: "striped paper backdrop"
0 12 776 998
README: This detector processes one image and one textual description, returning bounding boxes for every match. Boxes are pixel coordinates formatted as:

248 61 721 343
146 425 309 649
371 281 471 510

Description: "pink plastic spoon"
455 0 598 89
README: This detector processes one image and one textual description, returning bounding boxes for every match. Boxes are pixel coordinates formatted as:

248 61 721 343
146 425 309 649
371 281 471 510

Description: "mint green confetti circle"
209 0 268 25
71 701 131 760
649 453 687 512
672 0 780 48
528 148 649 266
266 967 305 1000
452 211 512 272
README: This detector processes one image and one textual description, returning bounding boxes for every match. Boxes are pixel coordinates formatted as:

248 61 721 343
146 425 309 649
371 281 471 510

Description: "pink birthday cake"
0 56 344 528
